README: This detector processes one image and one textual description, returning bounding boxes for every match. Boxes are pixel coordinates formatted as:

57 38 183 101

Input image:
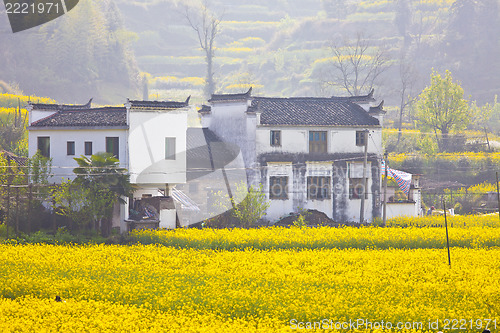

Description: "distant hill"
0 0 140 105
115 0 500 108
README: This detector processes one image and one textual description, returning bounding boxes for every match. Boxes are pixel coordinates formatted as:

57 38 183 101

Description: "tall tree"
185 1 221 98
396 54 417 145
72 152 134 236
325 33 388 96
415 70 469 151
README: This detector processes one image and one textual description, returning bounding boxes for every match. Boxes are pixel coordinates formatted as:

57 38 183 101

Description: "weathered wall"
259 153 381 223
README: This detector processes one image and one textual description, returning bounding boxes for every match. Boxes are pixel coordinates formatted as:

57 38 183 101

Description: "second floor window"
270 130 281 146
165 137 176 160
84 142 93 156
37 137 50 158
356 131 367 146
106 137 119 159
67 141 75 156
309 131 327 153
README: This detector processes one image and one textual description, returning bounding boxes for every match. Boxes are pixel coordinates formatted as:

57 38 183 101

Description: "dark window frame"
37 137 50 158
84 141 93 156
269 176 288 200
106 137 119 159
270 130 281 147
356 131 367 147
67 141 75 156
307 176 331 200
309 131 327 153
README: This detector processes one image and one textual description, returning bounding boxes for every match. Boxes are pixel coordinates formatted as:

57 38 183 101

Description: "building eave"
28 125 129 131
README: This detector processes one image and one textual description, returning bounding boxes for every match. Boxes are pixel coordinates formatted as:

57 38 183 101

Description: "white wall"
386 203 418 219
256 127 382 155
128 109 187 185
28 128 127 183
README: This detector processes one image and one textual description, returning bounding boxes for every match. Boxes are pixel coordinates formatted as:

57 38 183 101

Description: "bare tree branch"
325 33 388 96
184 1 222 98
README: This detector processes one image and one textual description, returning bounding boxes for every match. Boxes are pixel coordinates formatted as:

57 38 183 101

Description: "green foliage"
415 70 470 151
292 214 308 228
56 153 134 235
0 0 139 104
232 183 270 228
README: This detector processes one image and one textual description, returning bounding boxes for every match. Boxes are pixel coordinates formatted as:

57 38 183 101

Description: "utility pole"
496 172 500 222
360 129 369 224
382 151 388 224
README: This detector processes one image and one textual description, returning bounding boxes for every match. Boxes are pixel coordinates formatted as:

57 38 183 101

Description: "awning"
171 188 200 212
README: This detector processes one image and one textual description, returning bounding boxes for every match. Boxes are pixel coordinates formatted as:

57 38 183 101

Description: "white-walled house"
27 98 190 231
199 88 386 223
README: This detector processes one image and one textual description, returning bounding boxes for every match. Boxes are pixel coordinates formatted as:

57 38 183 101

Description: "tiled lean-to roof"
128 96 190 109
29 98 93 111
204 88 382 127
250 97 380 127
29 107 127 128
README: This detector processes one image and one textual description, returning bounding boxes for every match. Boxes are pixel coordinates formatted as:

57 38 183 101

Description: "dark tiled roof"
29 98 93 111
128 96 190 109
369 101 386 114
198 105 211 113
209 87 252 102
30 107 127 128
331 88 376 103
252 97 380 127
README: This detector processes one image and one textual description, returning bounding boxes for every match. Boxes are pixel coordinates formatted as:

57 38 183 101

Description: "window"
270 130 281 146
37 137 50 158
269 176 288 199
349 178 368 199
307 176 331 200
309 131 327 153
356 131 367 146
67 141 75 156
106 137 119 159
84 142 93 155
165 137 176 160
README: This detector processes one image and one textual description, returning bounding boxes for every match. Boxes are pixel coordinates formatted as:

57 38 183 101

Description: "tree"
415 70 469 151
396 54 417 145
325 33 388 96
71 152 134 236
232 183 269 228
185 1 221 98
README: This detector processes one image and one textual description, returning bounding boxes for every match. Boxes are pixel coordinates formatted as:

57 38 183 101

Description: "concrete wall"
28 128 128 183
386 202 418 219
208 101 257 185
128 109 187 185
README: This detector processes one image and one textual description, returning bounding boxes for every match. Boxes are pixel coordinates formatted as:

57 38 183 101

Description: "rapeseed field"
0 226 498 332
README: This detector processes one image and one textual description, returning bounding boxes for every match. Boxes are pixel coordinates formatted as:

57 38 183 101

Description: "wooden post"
27 184 32 234
5 156 12 239
443 198 451 267
360 129 369 224
15 187 20 238
382 151 388 224
484 127 491 152
496 172 500 222
6 182 10 239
